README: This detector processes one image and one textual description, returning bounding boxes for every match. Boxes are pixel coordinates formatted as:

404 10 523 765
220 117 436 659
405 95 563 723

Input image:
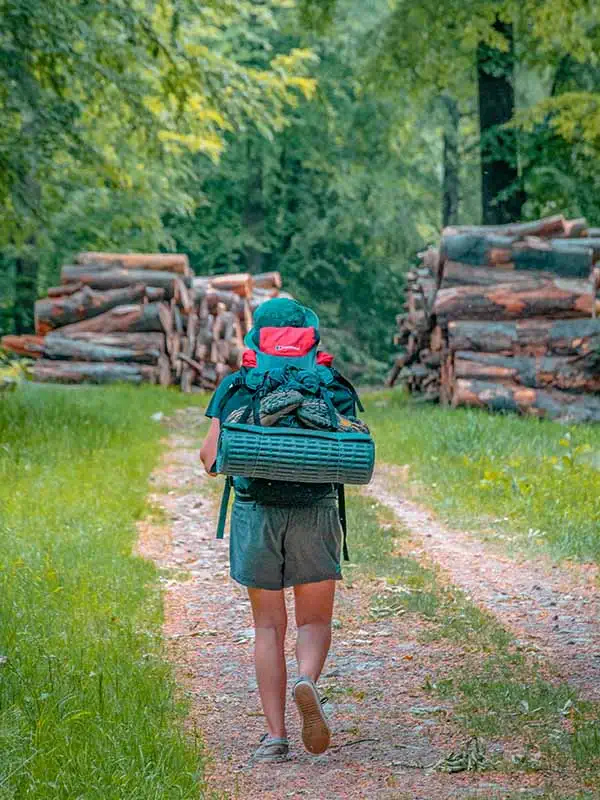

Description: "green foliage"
0 0 317 331
364 391 600 562
0 385 207 798
168 0 441 372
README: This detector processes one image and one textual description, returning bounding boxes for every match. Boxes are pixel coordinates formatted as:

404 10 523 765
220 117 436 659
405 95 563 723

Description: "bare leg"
248 588 288 739
294 580 336 682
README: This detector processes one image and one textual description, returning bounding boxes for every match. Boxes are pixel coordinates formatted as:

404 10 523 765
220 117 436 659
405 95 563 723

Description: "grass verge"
362 390 600 563
0 385 209 800
345 491 600 796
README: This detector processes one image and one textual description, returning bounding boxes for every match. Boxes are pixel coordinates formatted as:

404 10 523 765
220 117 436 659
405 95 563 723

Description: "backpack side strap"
216 476 233 540
337 484 349 562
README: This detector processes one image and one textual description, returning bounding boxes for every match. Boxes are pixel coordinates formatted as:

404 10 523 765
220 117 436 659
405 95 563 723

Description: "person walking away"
199 298 365 762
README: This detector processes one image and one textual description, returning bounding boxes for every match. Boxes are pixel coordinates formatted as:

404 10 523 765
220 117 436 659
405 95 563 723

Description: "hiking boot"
292 677 331 755
252 734 289 763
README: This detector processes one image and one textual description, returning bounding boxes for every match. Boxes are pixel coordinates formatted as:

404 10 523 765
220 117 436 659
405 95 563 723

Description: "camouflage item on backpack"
225 389 304 427
297 399 370 434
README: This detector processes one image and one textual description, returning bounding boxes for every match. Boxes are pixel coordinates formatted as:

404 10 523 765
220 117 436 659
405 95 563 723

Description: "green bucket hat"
246 298 319 347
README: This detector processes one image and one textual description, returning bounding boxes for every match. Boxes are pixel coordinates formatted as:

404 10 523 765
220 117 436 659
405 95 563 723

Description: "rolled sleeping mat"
216 422 375 485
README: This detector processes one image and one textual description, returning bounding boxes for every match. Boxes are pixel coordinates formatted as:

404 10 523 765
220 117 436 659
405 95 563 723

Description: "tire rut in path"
136 419 563 800
368 467 600 702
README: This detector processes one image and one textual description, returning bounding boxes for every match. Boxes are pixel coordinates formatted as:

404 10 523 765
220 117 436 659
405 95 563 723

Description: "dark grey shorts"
229 498 343 590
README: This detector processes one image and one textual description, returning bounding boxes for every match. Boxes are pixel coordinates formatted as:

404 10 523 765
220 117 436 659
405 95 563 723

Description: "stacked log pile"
388 215 600 422
2 253 284 391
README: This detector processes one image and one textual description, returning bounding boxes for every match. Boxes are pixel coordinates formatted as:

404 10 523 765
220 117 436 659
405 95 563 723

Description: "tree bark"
1 334 45 358
441 261 554 287
60 266 185 295
454 351 600 393
76 252 190 275
35 285 146 335
56 303 172 336
433 279 599 325
31 360 159 385
55 331 166 351
208 273 253 297
441 95 460 227
477 19 524 224
443 214 565 239
47 282 84 298
452 378 600 423
448 318 600 356
42 334 164 364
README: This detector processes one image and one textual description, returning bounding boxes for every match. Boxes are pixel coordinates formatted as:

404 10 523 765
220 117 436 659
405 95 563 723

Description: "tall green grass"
363 391 600 562
0 385 207 799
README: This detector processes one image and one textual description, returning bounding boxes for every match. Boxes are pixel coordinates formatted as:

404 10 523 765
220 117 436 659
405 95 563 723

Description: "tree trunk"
76 252 190 275
1 334 45 358
443 214 565 239
454 351 600 393
42 334 164 364
31 360 159 385
56 303 172 336
208 273 253 297
441 261 554 288
477 18 524 224
433 278 599 325
14 252 38 334
47 282 84 298
448 318 600 356
441 95 460 227
244 138 266 273
60 266 185 295
55 331 166 351
35 285 147 335
452 378 600 423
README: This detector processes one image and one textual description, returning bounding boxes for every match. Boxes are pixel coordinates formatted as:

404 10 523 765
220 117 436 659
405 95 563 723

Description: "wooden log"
31 360 159 385
448 319 600 356
253 271 282 291
443 215 566 239
452 378 600 423
76 252 190 275
511 240 593 277
55 331 166 352
454 351 600 393
441 233 516 266
174 277 192 313
47 282 84 298
385 352 409 387
441 261 554 288
56 303 172 337
433 279 600 325
209 273 253 297
35 285 147 335
145 287 166 302
43 334 163 364
560 218 588 238
61 266 187 295
548 237 600 260
1 334 45 358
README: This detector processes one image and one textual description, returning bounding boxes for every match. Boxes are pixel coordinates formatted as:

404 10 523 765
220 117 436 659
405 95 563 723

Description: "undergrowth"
0 385 208 799
362 390 600 563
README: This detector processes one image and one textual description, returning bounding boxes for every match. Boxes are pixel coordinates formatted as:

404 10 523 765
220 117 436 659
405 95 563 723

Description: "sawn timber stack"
2 255 286 392
388 214 600 423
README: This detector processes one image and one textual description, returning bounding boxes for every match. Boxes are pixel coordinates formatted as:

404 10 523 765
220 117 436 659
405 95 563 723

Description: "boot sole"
293 681 331 755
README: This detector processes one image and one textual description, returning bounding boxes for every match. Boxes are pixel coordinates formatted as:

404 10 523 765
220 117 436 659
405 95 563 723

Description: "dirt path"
136 412 573 799
368 466 600 702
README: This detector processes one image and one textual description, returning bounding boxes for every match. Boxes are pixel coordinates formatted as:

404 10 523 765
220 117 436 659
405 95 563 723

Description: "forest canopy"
2 0 600 378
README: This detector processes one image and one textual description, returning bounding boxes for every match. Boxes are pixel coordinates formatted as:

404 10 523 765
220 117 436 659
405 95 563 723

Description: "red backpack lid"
258 326 318 357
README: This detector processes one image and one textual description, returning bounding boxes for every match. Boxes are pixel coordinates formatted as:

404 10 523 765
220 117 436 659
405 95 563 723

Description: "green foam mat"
216 422 375 485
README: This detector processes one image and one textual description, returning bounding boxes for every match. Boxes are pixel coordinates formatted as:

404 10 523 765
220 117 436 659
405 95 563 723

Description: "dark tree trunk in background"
14 252 38 334
477 19 524 224
442 96 460 227
244 139 266 274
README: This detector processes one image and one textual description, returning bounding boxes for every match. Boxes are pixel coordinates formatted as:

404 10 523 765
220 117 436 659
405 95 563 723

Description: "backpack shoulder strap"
216 476 233 540
332 369 364 413
337 484 349 562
